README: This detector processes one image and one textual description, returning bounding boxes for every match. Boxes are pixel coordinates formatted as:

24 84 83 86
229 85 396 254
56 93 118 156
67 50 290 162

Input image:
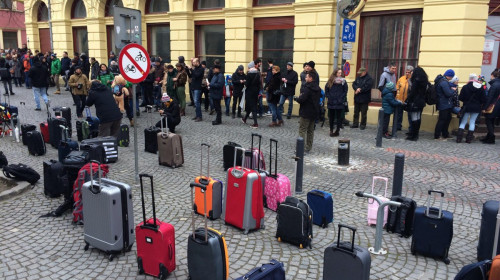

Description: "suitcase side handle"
89 160 102 194
139 173 158 231
190 182 208 242
337 223 356 255
268 138 278 178
425 189 444 219
200 143 210 179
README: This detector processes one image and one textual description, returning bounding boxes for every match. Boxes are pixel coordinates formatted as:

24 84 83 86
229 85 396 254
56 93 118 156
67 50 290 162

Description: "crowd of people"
1 45 499 148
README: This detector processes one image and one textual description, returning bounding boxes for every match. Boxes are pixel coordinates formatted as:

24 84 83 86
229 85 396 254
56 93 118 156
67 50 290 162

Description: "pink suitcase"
367 176 389 226
243 134 266 171
264 139 291 211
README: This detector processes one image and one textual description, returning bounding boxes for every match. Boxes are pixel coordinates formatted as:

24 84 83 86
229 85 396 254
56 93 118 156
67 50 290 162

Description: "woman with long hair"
405 67 428 141
324 68 348 137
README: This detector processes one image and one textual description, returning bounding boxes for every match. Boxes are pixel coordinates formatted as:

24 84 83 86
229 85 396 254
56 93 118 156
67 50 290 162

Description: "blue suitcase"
411 190 453 264
477 200 500 261
235 259 285 280
307 190 333 228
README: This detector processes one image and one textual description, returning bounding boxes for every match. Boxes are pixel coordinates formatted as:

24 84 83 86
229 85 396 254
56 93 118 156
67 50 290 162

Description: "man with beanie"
434 69 457 139
381 82 402 139
279 62 298 119
351 67 374 130
295 72 321 153
50 53 61 94
231 65 246 118
300 61 320 92
396 65 413 131
378 62 397 93
61 52 71 91
187 58 205 121
208 64 224 125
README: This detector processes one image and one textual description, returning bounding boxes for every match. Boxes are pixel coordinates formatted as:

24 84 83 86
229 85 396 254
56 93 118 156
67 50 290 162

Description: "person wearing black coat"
405 67 429 141
156 93 181 133
208 65 225 125
482 72 500 144
295 72 321 152
140 67 155 110
231 65 246 118
242 62 261 128
27 56 50 110
187 58 205 121
0 57 13 96
61 52 71 90
80 54 91 78
325 69 348 137
85 81 122 137
266 66 283 127
279 62 298 119
351 67 374 129
456 74 487 143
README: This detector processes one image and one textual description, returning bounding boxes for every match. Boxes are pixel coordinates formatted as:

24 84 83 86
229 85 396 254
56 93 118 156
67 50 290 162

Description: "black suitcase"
477 200 500 261
118 124 129 147
58 126 79 162
276 196 313 249
62 151 90 169
323 224 371 280
386 195 417 238
26 131 46 156
223 141 242 171
80 143 106 164
21 124 37 146
43 159 66 198
81 137 118 163
54 106 72 137
48 116 67 148
144 105 160 153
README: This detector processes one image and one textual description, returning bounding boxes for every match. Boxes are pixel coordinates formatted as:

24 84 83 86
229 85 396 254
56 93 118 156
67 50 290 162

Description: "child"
224 75 233 116
382 82 402 138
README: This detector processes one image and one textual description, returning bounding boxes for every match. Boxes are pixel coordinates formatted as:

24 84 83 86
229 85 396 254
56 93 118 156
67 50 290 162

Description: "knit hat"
287 62 294 67
450 75 459 84
178 56 185 63
385 82 395 91
305 61 315 68
469 73 478 81
237 65 244 71
51 53 57 57
213 64 221 69
248 61 255 69
444 69 455 78
201 61 207 66
161 93 171 102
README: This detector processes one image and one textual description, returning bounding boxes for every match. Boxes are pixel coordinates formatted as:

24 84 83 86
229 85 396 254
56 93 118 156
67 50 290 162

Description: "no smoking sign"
118 43 151 83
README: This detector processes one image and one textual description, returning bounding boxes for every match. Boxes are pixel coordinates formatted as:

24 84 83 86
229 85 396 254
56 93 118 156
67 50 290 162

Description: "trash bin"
338 139 350 166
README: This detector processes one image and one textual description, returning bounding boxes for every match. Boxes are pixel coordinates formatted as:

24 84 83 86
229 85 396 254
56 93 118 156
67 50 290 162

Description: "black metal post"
392 153 405 197
338 139 350 166
295 137 304 194
376 108 384 147
391 107 399 139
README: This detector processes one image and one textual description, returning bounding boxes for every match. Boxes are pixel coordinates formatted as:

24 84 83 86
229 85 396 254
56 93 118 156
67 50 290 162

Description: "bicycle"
125 64 136 73
135 52 146 62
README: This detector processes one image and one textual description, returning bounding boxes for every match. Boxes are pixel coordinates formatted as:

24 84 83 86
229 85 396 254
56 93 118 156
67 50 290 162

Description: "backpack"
3 163 40 185
427 75 442 105
72 162 109 224
0 151 7 168
386 196 417 238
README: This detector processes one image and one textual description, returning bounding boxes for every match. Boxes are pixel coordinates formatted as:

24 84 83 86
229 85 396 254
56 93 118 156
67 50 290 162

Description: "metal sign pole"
132 84 139 184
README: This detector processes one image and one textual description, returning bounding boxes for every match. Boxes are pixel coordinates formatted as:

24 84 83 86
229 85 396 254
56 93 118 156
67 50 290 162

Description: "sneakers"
212 121 221 125
360 125 366 130
383 132 392 139
241 118 247 124
54 90 61 95
34 108 41 111
287 115 291 119
350 125 359 128
250 124 258 129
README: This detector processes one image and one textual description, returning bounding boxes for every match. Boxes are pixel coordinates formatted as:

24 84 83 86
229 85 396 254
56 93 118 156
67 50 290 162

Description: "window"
195 0 224 10
37 2 49 22
71 0 87 19
106 26 120 61
359 12 422 101
254 17 294 71
254 0 294 6
3 31 18 49
105 0 123 17
73 27 88 55
0 0 12 9
196 23 225 72
146 0 169 13
148 24 171 62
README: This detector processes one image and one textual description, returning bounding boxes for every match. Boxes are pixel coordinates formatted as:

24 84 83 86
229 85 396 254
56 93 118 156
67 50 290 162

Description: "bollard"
391 107 399 139
392 153 405 197
295 137 304 194
376 108 384 147
338 139 350 166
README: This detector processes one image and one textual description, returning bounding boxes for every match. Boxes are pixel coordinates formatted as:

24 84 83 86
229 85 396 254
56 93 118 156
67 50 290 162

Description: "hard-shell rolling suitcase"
58 125 79 162
223 147 265 234
188 182 229 280
43 159 65 198
235 259 286 280
82 161 135 260
81 136 118 163
386 195 417 238
491 254 500 280
40 121 50 143
21 124 36 145
276 196 313 249
243 133 266 171
367 176 389 226
477 200 500 261
54 106 72 137
223 141 242 171
307 190 333 228
144 106 160 153
194 143 222 220
48 116 67 148
454 260 491 280
136 174 176 279
80 143 106 163
264 138 291 212
411 190 453 264
323 224 371 280
26 130 46 156
118 124 129 147
157 114 183 168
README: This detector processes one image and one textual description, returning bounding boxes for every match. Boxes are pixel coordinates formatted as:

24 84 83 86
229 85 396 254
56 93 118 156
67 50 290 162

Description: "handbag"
484 94 500 114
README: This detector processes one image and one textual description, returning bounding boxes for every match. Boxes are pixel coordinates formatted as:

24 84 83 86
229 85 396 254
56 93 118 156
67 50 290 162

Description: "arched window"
37 2 49 22
146 0 169 14
105 0 123 17
254 0 294 6
71 0 87 19
195 0 224 10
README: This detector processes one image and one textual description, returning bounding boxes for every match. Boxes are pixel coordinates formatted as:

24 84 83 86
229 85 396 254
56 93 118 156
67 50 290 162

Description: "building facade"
0 0 26 49
24 0 489 131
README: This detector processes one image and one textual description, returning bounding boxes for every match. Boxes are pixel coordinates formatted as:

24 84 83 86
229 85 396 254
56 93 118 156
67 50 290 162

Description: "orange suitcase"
194 143 223 220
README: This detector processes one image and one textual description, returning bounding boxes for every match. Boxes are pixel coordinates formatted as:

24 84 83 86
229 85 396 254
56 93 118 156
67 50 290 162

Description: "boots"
180 109 185 116
465 130 474 144
130 119 134 127
407 121 420 141
330 130 334 137
268 122 278 127
481 133 496 144
456 128 464 143
277 120 284 126
332 129 340 137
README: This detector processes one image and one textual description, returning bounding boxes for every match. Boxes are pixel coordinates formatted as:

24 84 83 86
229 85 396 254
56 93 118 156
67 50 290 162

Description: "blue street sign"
342 19 357 43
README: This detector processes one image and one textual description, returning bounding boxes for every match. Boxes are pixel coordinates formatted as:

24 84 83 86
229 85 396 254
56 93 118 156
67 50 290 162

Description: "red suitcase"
40 121 50 143
136 174 176 280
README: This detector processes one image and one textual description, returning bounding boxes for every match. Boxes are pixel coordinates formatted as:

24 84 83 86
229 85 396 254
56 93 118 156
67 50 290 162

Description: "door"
72 27 88 55
39 28 51 53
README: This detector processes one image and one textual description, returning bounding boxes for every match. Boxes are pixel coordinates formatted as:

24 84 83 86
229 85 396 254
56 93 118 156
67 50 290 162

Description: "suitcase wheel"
137 258 144 275
277 237 281 242
108 254 114 261
84 242 89 251
299 244 303 249
159 263 168 280
244 229 249 235
126 244 133 252
443 258 450 265
410 240 416 255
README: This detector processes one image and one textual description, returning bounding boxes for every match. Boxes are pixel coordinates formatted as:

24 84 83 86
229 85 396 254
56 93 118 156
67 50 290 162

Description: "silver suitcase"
82 161 135 260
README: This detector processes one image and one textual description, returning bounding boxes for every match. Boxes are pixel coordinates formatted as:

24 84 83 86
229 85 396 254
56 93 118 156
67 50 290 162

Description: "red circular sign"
343 62 351 76
118 43 151 83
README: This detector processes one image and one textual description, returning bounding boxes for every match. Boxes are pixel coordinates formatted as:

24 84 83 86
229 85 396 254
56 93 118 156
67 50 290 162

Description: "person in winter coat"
224 75 233 117
90 57 100 80
481 70 500 144
404 67 428 141
109 60 120 76
187 58 205 121
61 52 71 90
0 57 13 96
97 64 115 89
381 82 402 139
279 62 299 119
140 67 155 110
434 69 456 139
351 67 373 129
68 66 90 118
295 72 321 152
27 56 50 110
208 65 224 125
378 62 397 93
50 53 61 94
396 65 413 131
231 65 246 118
325 68 348 137
242 61 261 128
266 66 283 127
300 61 320 92
161 64 176 99
12 55 23 87
85 81 122 137
456 74 487 143
23 52 32 89
80 53 91 78
156 93 181 133
173 63 188 116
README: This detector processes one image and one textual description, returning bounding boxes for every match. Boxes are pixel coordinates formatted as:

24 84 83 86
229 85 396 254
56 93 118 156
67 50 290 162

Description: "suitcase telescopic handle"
233 147 246 172
88 160 103 194
337 224 356 254
59 125 68 141
425 190 444 218
371 176 388 198
200 143 210 179
268 138 278 178
190 183 208 242
139 173 158 231
250 133 262 172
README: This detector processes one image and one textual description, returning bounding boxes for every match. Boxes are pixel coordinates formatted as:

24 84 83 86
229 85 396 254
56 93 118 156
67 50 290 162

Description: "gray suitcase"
82 161 135 261
157 115 184 168
323 224 371 280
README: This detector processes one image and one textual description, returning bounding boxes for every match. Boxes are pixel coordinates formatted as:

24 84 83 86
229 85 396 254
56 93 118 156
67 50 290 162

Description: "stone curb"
0 173 33 202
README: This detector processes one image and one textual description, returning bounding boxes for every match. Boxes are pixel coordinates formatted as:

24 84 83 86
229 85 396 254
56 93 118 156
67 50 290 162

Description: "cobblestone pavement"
0 85 499 280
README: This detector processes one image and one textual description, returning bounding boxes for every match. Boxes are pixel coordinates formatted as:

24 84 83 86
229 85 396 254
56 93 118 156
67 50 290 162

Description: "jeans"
25 72 31 88
224 97 231 114
64 70 69 88
213 98 222 123
3 79 13 94
352 102 368 126
298 117 315 151
72 94 87 117
268 103 282 123
328 109 343 131
279 95 294 117
13 77 22 87
434 108 452 138
33 87 49 109
193 89 202 118
125 96 133 120
459 112 479 131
